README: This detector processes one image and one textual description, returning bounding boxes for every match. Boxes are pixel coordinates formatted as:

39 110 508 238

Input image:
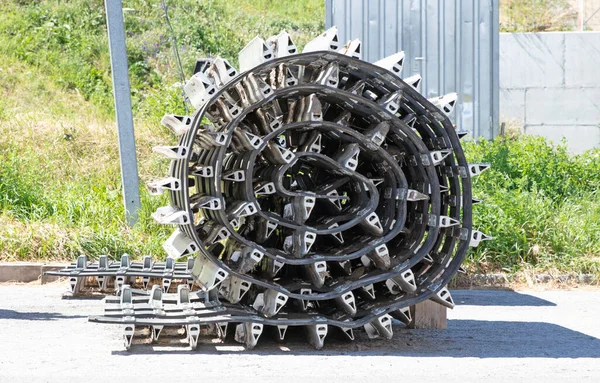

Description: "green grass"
0 0 325 122
0 0 598 277
0 0 324 262
464 135 600 275
0 57 172 261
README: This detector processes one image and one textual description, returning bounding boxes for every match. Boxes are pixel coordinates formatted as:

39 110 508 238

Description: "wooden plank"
408 299 447 329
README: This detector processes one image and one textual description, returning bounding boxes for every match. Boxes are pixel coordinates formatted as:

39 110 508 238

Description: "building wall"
326 0 500 140
500 32 600 153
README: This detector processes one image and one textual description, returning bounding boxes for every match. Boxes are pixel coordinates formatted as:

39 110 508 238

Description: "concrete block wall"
500 32 600 153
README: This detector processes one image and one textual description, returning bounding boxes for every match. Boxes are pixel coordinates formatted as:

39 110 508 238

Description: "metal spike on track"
163 229 198 259
469 230 493 247
306 324 328 349
239 36 274 73
303 26 339 53
220 276 252 304
374 51 405 75
404 74 422 90
235 322 264 350
161 114 193 136
428 93 458 115
335 291 357 315
191 255 229 291
430 287 455 309
151 206 189 225
152 145 187 160
338 39 361 59
385 269 417 294
253 290 289 317
364 314 393 339
390 307 412 325
468 163 492 177
146 177 180 195
277 325 289 341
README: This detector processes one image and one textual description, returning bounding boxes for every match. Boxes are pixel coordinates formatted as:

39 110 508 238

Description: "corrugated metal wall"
326 0 500 139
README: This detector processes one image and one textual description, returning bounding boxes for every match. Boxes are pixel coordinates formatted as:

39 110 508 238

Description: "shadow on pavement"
110 319 600 358
0 309 86 321
453 290 556 307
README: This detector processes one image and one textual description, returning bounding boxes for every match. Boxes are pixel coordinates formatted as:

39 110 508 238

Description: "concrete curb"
451 272 599 288
0 263 68 284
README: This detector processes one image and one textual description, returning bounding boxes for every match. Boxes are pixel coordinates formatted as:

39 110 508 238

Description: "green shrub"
500 0 577 32
464 135 600 274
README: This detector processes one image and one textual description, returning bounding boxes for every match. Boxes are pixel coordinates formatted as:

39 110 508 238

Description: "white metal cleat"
359 212 384 237
430 150 452 165
220 276 252 304
191 165 214 178
374 51 406 76
152 145 188 160
177 284 193 312
468 163 491 177
222 169 246 182
438 215 461 228
364 314 394 339
192 196 222 211
306 324 328 349
469 230 493 247
367 244 391 269
238 36 274 72
390 307 412 325
208 57 238 88
235 322 264 350
406 189 429 202
338 39 361 59
303 26 340 52
306 261 327 288
267 30 297 58
430 287 455 308
339 326 355 341
254 182 276 195
385 268 417 294
379 91 402 114
187 324 201 350
276 325 289 341
161 114 193 136
151 206 189 225
404 74 422 90
253 290 289 317
428 93 458 115
191 255 229 291
146 177 180 196
96 255 109 290
123 323 135 351
335 291 357 315
335 143 360 171
163 229 199 260
184 71 216 109
360 283 376 300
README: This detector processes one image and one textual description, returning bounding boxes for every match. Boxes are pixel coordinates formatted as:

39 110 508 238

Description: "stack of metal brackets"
46 254 196 295
55 27 491 350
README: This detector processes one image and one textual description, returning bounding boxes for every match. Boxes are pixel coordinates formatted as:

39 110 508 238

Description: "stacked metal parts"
55 27 492 350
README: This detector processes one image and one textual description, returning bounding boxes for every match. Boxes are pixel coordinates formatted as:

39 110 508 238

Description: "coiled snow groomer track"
84 27 491 350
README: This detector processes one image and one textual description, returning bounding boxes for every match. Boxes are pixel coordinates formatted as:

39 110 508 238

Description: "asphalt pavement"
0 283 598 382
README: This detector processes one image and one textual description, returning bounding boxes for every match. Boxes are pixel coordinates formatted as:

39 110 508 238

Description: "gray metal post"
105 0 141 226
491 0 500 138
